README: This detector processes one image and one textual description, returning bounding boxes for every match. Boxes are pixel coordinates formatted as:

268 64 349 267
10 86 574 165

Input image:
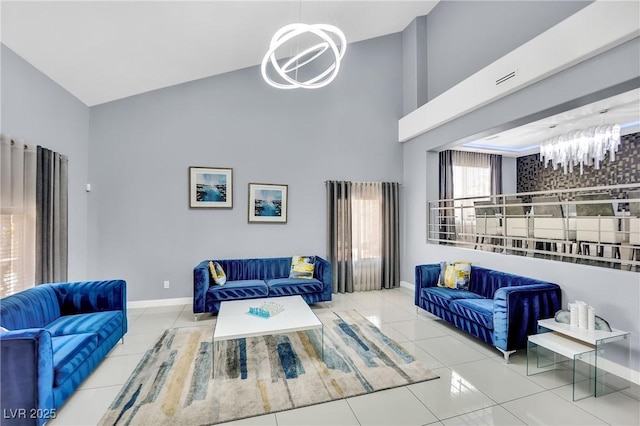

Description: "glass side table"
527 318 630 401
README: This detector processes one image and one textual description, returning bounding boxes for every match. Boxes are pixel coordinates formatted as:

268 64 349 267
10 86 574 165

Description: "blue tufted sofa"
193 256 332 317
0 280 127 425
415 264 561 361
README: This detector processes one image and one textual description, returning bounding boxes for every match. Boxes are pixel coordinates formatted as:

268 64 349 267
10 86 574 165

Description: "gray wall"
88 34 404 302
402 16 428 115
502 157 517 195
402 1 640 370
424 0 591 101
0 45 90 280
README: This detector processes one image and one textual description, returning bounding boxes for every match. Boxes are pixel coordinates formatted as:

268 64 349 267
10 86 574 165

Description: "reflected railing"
427 183 640 271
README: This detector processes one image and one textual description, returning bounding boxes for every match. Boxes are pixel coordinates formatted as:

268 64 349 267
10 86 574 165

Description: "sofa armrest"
0 329 55 426
313 256 332 301
414 264 440 306
493 284 562 351
193 261 211 314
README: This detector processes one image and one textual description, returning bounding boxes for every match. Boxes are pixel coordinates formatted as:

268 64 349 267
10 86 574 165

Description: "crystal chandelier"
539 124 621 174
261 23 347 90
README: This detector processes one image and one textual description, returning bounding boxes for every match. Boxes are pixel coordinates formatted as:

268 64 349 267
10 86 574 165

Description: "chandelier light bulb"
539 124 621 175
261 23 347 90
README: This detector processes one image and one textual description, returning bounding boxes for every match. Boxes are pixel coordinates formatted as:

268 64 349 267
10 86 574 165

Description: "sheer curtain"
351 183 382 291
327 181 399 293
0 135 37 297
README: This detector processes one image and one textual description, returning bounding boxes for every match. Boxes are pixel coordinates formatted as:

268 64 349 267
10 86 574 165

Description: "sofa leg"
497 348 516 363
194 314 200 322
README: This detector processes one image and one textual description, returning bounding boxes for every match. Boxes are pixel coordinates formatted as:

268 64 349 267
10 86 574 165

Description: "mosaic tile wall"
517 132 640 195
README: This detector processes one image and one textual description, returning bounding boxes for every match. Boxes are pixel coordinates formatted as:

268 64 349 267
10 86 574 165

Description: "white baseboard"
400 281 415 291
128 297 191 309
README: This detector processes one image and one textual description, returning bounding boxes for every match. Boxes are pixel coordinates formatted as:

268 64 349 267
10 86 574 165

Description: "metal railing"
427 183 640 271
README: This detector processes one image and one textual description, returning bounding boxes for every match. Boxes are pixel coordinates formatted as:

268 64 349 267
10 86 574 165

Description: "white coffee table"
212 295 323 377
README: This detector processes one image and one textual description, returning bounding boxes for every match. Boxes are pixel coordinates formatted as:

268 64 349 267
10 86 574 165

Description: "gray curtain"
36 146 68 284
326 181 353 293
381 182 400 289
439 151 455 242
490 154 503 196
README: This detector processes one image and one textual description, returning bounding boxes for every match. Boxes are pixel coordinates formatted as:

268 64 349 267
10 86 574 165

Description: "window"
327 181 400 293
438 150 501 243
453 163 492 241
0 213 35 298
351 198 382 262
0 136 37 297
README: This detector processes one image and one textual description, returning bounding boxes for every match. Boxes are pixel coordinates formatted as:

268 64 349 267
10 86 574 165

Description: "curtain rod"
9 139 29 150
324 180 404 186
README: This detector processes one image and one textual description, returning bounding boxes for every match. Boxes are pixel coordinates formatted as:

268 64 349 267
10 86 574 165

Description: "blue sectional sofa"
0 280 127 425
193 256 332 317
415 264 561 361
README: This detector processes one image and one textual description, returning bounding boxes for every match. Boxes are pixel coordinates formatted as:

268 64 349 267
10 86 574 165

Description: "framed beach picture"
248 183 288 223
189 167 233 208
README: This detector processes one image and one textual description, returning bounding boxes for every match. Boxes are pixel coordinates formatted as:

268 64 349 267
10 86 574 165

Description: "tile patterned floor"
48 287 639 426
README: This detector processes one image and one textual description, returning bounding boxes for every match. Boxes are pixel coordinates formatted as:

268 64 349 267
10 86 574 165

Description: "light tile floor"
48 287 639 426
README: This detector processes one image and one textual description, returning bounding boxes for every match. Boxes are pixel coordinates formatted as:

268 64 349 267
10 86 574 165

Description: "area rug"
98 310 439 425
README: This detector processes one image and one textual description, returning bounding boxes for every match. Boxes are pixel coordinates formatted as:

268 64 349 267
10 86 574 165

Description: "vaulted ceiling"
1 1 438 106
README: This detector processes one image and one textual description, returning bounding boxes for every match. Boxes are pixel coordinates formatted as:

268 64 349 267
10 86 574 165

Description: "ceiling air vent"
495 70 517 86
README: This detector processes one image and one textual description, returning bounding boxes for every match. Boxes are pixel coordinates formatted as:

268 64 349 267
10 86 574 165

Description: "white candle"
577 301 588 329
588 306 596 330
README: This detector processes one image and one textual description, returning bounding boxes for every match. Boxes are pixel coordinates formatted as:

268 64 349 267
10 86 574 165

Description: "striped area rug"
99 310 439 425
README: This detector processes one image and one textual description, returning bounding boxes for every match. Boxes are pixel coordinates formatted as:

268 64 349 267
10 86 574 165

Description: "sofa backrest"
0 285 61 330
214 257 297 281
470 266 555 299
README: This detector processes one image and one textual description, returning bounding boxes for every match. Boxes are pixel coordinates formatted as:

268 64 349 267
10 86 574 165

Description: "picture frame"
248 183 288 223
189 167 233 208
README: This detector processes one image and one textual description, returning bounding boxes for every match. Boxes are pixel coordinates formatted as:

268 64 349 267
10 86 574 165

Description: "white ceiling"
2 1 638 156
456 89 640 157
1 0 439 106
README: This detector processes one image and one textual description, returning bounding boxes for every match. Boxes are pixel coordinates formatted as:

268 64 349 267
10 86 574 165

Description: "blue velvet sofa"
415 264 561 361
193 256 332 317
0 280 127 425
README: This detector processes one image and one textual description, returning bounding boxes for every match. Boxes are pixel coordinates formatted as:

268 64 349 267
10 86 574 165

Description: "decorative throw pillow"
436 261 447 286
440 262 456 289
208 261 227 286
290 255 315 279
453 262 472 291
437 261 471 290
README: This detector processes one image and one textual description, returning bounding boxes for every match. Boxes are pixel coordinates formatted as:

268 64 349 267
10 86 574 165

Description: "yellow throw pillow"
208 261 227 286
438 261 471 290
453 262 472 291
290 255 315 279
443 262 457 288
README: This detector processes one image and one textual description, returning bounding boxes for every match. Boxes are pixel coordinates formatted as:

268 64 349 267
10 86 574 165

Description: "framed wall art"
189 167 233 208
248 183 288 223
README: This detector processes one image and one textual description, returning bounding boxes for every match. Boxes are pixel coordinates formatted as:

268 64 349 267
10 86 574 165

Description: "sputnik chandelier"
539 124 621 175
261 23 347 90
